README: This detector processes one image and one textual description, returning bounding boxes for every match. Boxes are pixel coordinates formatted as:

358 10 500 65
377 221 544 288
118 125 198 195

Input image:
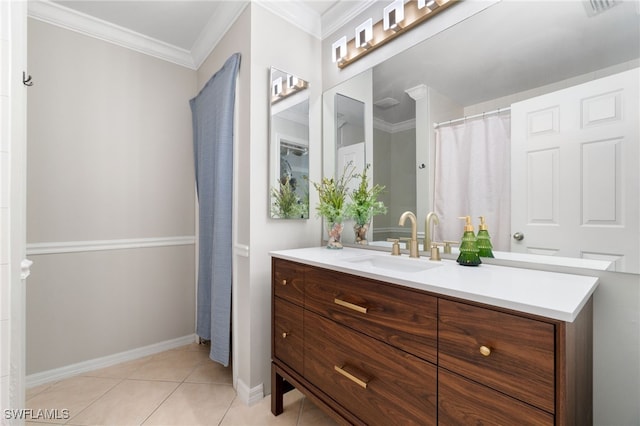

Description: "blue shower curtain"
190 53 240 366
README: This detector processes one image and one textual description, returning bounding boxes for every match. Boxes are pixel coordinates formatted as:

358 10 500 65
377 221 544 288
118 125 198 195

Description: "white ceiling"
371 0 640 124
30 0 367 69
28 0 639 116
53 0 228 51
52 0 348 49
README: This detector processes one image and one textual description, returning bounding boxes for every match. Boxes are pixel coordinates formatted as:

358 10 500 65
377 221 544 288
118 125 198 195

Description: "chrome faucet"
399 211 419 258
425 211 440 254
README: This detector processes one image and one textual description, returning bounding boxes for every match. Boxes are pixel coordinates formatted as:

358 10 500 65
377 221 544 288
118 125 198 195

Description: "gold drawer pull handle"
334 365 368 389
281 279 287 286
282 332 288 339
334 298 368 314
479 345 492 357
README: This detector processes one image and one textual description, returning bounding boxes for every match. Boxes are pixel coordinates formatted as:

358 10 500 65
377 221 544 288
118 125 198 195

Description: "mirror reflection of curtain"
190 53 240 366
434 115 511 251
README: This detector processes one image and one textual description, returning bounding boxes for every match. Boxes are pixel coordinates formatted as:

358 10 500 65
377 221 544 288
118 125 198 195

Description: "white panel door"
333 143 366 241
337 142 366 193
511 68 639 272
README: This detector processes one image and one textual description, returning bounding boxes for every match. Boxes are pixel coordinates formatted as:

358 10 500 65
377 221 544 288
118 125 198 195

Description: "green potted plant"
271 175 307 219
345 163 387 244
311 163 355 249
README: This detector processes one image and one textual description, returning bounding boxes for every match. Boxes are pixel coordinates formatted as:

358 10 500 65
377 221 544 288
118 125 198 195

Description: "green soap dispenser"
477 216 495 258
457 216 482 266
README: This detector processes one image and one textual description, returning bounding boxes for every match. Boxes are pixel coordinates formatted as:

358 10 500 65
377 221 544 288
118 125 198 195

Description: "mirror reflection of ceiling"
335 93 365 140
373 0 640 125
276 101 310 128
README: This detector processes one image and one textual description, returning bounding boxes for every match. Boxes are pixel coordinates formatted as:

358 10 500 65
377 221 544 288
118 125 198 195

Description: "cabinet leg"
271 364 284 416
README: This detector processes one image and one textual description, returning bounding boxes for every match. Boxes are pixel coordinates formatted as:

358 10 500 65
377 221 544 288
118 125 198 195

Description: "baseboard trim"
235 378 264 406
27 236 196 256
26 334 197 388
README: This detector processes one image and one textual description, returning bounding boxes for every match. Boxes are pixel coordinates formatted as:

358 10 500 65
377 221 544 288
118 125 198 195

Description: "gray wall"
372 126 416 240
26 19 197 374
196 4 323 400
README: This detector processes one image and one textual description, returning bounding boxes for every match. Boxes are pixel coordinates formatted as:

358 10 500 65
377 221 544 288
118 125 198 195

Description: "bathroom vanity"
270 247 598 425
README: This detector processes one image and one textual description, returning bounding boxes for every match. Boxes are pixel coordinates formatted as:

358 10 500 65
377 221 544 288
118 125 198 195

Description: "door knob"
513 232 525 241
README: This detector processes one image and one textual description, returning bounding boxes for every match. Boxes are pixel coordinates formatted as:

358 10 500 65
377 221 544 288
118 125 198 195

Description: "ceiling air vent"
584 0 619 16
374 97 400 109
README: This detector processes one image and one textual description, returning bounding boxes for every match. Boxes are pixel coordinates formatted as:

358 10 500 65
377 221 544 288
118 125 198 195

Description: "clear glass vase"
353 222 370 245
326 221 344 249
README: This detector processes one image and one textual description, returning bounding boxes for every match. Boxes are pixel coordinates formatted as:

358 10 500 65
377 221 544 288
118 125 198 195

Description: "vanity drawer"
438 368 554 425
273 297 304 373
272 258 305 306
438 299 555 413
305 267 437 363
304 310 437 425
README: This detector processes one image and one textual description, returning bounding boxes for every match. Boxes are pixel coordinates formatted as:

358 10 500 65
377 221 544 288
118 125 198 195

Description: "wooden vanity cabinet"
304 267 438 364
437 296 593 425
304 310 437 425
438 368 554 425
271 258 593 425
273 297 303 373
271 258 437 424
439 299 556 413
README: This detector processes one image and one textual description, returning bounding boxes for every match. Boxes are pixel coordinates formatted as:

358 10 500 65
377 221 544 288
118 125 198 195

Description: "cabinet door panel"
304 310 437 425
439 369 554 425
273 297 304 372
305 267 437 363
272 258 305 306
439 299 555 413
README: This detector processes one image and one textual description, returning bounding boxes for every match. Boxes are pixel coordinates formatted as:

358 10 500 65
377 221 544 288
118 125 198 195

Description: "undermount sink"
344 254 442 273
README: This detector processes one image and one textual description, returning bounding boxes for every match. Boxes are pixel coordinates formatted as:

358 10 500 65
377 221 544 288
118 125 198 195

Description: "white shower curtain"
433 115 511 251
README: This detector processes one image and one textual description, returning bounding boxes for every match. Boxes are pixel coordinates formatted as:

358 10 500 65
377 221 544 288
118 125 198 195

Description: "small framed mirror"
269 67 310 219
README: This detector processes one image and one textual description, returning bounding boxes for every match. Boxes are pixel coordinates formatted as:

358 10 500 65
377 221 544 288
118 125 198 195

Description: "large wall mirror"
324 1 639 273
269 67 310 219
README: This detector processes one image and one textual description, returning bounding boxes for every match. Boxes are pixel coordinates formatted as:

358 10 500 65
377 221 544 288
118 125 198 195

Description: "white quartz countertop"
270 246 599 322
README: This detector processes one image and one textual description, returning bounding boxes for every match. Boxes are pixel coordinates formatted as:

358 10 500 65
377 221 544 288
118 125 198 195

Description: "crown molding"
191 1 249 69
256 0 322 39
27 0 249 70
373 116 416 134
405 84 428 101
28 0 196 69
256 0 378 41
321 0 377 40
27 0 375 69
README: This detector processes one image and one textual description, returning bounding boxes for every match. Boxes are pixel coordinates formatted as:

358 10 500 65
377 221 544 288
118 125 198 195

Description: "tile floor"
25 343 338 425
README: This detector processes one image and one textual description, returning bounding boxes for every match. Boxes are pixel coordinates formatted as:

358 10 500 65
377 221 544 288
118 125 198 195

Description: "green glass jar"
457 216 481 266
476 216 494 258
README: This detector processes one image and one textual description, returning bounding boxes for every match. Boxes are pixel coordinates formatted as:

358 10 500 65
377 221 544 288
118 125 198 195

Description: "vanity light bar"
355 18 373 49
332 36 348 65
418 0 438 9
333 0 457 69
383 0 405 32
272 77 283 98
271 75 308 105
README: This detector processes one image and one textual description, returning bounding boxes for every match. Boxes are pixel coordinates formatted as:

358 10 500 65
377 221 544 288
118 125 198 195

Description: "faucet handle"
443 240 459 254
386 238 401 256
398 237 412 249
430 243 442 261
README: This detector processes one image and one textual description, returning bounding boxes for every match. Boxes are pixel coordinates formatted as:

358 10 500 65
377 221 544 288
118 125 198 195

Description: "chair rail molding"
26 236 196 255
